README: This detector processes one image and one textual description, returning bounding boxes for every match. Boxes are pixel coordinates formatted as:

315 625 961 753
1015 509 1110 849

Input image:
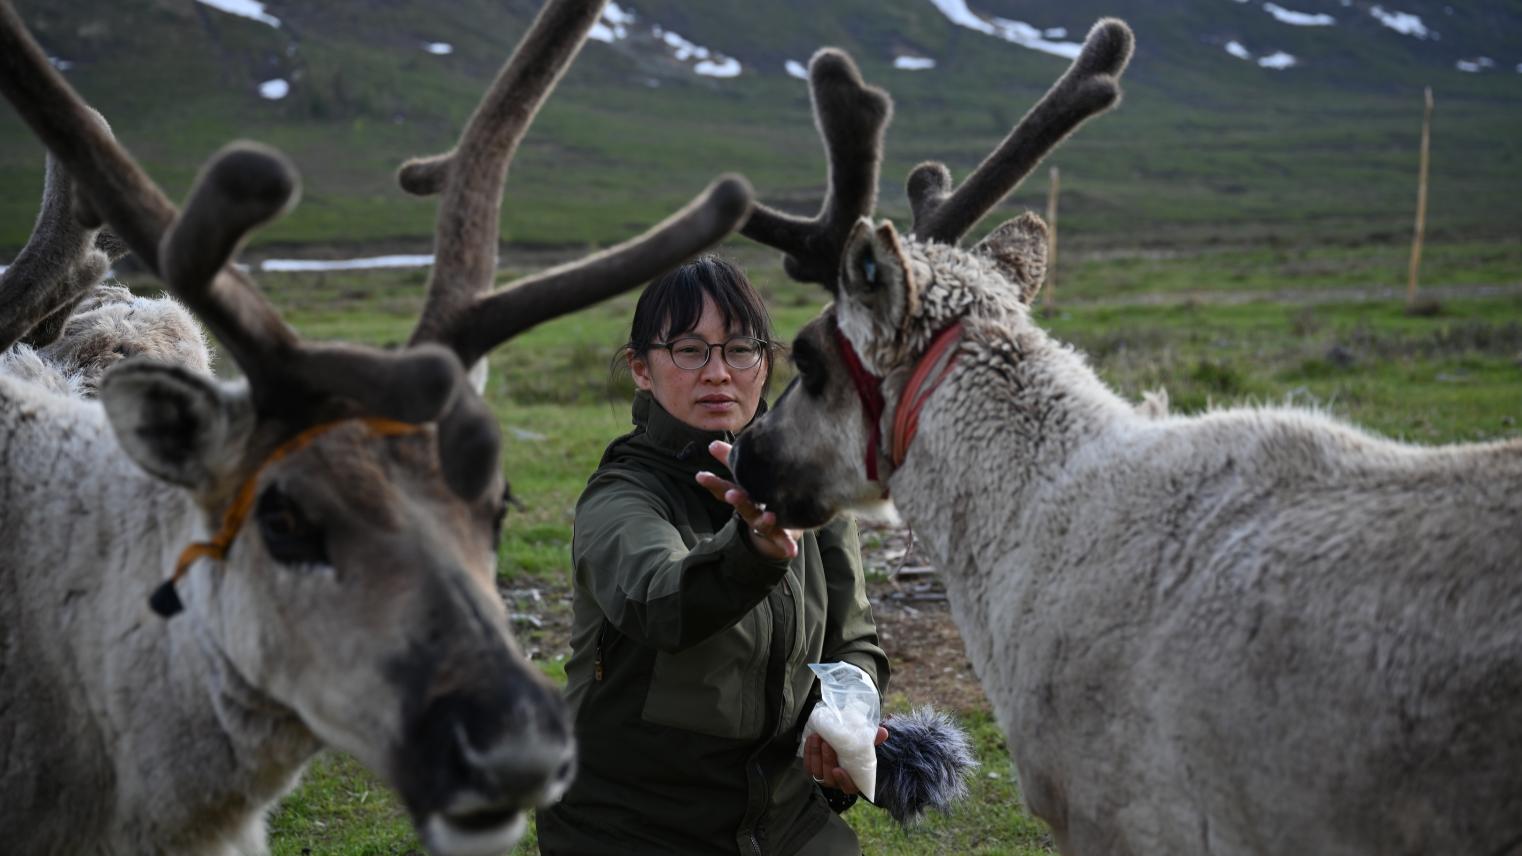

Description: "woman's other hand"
803 728 890 795
696 440 801 561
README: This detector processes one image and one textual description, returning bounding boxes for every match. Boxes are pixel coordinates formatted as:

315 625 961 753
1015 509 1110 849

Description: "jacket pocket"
641 602 771 740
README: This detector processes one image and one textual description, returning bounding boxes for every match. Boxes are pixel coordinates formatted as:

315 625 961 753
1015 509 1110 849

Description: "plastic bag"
798 661 881 801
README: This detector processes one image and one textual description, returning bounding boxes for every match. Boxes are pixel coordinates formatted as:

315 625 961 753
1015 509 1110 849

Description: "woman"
536 255 889 855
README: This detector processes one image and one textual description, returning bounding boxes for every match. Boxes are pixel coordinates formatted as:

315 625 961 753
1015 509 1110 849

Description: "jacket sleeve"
571 468 792 654
816 515 890 696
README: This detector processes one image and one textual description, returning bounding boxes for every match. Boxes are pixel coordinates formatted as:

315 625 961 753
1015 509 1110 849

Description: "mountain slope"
2 0 1519 254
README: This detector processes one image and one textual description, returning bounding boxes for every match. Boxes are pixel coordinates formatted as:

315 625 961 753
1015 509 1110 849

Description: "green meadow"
125 237 1514 856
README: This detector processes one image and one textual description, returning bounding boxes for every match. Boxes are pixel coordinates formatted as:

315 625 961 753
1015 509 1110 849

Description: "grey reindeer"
727 19 1522 856
0 1 751 854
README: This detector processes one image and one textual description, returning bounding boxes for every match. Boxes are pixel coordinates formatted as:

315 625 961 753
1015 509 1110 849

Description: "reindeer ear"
840 218 919 330
976 212 1049 304
99 361 246 487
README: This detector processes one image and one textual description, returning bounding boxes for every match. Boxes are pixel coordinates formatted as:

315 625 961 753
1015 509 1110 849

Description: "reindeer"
0 1 751 854
727 20 1522 855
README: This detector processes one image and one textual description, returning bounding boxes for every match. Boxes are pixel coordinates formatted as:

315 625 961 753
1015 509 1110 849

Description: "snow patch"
48 57 74 71
1225 41 1298 69
1262 3 1335 26
1455 56 1494 73
604 2 637 26
894 56 937 70
258 79 289 100
660 29 711 61
695 57 741 78
785 59 808 80
1370 6 1433 39
195 0 280 29
422 42 453 55
926 0 1083 59
588 2 634 43
260 255 435 272
586 6 740 78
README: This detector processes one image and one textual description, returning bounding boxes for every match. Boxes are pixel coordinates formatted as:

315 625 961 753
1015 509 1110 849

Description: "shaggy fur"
874 706 979 826
0 282 209 397
737 216 1522 854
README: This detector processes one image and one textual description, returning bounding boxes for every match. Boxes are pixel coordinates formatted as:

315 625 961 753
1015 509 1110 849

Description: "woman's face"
629 295 768 434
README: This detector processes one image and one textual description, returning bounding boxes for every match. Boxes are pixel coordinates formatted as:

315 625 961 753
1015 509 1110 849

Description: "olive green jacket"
536 393 888 855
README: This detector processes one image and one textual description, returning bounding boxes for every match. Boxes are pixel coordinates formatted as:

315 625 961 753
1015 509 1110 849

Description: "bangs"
630 255 775 348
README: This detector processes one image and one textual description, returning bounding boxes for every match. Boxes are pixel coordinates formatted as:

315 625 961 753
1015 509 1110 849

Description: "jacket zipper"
749 760 766 855
594 622 609 681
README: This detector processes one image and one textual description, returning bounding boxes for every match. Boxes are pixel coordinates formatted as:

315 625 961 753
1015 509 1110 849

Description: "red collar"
831 321 965 491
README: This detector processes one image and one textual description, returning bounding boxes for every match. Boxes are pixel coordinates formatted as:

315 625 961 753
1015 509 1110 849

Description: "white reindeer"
0 1 751 853
728 21 1522 855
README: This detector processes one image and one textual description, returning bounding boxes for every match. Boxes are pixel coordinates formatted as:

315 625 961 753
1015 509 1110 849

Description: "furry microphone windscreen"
873 706 979 826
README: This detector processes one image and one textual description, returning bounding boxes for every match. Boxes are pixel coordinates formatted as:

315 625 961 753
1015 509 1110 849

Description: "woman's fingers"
697 442 799 560
804 733 823 781
694 470 735 503
708 439 733 465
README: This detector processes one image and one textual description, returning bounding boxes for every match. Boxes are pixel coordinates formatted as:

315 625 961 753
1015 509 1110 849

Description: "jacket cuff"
718 513 792 588
836 651 885 694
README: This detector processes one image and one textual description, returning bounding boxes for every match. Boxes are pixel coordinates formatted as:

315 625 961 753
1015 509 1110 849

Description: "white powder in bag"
804 703 878 802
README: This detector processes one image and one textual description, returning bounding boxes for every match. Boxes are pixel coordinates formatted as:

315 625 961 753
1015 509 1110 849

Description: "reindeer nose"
421 684 574 806
730 433 774 506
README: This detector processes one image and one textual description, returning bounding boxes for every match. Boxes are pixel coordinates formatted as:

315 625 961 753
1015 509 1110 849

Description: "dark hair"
624 254 778 382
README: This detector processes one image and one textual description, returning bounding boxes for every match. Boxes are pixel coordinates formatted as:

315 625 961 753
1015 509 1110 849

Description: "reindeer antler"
739 49 892 287
0 0 467 441
908 19 1133 245
0 151 106 351
402 0 752 366
161 144 462 425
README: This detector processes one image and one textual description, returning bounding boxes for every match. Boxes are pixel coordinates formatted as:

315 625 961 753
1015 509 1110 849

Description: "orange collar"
150 417 425 618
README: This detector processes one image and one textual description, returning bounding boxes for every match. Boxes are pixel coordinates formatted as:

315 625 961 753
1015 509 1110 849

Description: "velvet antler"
908 19 1134 245
402 0 752 366
741 19 1132 286
739 49 892 287
0 0 467 465
0 150 107 351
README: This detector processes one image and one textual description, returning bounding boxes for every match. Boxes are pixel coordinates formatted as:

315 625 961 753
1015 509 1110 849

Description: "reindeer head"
0 1 750 852
730 20 1131 529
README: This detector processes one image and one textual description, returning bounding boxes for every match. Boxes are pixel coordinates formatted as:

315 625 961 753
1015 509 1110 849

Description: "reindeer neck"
886 320 1135 585
0 387 318 851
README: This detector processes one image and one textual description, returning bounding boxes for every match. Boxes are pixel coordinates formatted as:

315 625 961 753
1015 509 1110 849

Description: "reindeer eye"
861 255 877 284
255 486 328 566
790 342 827 396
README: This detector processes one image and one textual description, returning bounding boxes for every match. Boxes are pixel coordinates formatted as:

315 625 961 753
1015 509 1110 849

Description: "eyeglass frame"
648 335 771 371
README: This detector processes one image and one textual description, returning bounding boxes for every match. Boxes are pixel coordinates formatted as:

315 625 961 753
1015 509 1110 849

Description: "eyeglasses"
651 335 768 371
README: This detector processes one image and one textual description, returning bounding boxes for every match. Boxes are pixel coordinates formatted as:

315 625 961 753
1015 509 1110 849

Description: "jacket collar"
630 390 769 465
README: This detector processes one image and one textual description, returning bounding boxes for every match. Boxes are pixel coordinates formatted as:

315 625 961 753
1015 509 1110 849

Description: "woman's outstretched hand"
697 440 802 561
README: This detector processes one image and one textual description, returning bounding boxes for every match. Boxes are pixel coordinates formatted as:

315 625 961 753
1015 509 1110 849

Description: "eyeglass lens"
668 337 763 370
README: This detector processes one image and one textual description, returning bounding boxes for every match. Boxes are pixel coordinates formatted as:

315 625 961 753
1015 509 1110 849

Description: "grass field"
156 234 1522 855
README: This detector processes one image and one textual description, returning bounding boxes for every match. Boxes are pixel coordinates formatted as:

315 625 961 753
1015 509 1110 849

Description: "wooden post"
1043 166 1059 309
1407 86 1433 308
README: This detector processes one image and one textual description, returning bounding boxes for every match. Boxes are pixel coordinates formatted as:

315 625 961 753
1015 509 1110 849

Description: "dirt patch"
503 518 990 715
858 519 991 716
